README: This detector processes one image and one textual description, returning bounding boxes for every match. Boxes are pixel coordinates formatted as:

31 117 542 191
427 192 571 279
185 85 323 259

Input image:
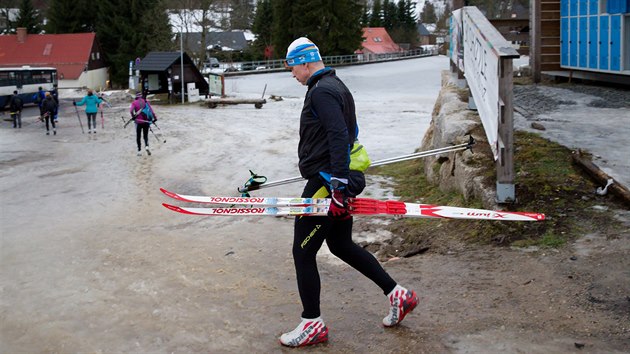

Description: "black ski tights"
45 114 55 131
136 123 149 150
292 177 397 319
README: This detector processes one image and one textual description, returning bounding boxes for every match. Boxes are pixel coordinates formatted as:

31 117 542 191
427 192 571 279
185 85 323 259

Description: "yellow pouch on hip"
349 141 371 172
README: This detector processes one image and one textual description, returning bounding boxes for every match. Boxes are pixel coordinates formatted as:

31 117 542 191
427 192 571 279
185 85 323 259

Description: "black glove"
328 179 350 220
72 102 76 106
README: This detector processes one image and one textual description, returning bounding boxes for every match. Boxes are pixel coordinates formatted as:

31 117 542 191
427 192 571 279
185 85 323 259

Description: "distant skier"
129 92 157 156
41 92 58 135
73 89 103 134
33 86 46 119
51 83 59 123
9 90 23 128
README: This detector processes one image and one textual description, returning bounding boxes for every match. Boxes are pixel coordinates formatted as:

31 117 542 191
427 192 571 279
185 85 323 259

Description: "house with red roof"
0 28 108 89
355 27 402 61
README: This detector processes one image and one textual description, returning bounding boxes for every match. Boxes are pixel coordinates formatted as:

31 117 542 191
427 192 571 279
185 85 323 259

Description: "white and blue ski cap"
285 37 322 67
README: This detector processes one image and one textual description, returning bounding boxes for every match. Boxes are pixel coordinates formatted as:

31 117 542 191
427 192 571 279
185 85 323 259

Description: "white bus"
0 66 58 109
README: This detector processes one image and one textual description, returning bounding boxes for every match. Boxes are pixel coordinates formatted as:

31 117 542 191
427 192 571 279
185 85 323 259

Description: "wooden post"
497 59 515 203
530 0 542 83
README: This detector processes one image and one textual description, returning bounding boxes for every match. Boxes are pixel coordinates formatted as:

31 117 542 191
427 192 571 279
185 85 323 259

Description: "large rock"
421 71 497 209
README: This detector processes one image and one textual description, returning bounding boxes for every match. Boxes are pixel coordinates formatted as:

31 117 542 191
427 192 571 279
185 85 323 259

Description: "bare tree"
170 0 216 65
196 0 215 64
0 0 18 33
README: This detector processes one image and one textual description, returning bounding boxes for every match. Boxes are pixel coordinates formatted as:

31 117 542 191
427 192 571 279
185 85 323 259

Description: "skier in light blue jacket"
73 89 103 134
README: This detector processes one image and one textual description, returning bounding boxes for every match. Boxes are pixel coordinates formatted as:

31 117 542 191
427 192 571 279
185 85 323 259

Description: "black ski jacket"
42 96 57 116
9 95 23 112
298 68 357 180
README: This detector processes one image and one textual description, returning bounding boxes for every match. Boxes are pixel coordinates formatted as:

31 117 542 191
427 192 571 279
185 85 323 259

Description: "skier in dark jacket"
51 83 59 123
42 92 58 135
33 86 46 118
278 37 418 348
9 91 23 128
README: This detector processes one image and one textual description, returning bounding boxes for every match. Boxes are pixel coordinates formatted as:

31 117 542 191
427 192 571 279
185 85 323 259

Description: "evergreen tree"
251 0 273 59
316 0 363 56
381 0 397 30
387 0 417 45
277 0 363 58
402 0 417 29
270 0 296 59
420 1 436 23
95 0 174 86
360 4 369 26
368 0 382 27
14 0 41 33
46 0 97 33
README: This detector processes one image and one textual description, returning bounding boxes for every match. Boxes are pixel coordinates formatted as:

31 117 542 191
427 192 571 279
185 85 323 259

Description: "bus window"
32 71 52 84
0 71 18 86
0 72 11 86
20 71 33 85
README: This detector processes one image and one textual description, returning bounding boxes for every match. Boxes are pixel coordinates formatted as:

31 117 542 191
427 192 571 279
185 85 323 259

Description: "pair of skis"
160 188 545 221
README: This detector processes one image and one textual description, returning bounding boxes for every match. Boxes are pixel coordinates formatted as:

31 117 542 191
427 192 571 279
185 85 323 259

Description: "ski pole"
122 116 135 128
369 137 474 167
149 125 165 144
73 100 85 134
238 136 476 194
151 122 166 143
101 110 104 129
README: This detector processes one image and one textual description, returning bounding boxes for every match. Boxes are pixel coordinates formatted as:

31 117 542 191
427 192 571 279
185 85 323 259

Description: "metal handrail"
220 47 439 73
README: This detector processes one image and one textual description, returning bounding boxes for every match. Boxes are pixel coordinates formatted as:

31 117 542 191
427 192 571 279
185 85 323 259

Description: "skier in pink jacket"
129 92 157 156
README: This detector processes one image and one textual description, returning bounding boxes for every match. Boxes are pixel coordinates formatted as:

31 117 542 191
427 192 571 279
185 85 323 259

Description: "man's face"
289 63 310 85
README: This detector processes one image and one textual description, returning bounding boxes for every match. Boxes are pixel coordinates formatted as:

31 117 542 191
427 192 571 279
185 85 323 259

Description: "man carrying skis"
9 91 23 128
279 37 418 347
129 92 157 156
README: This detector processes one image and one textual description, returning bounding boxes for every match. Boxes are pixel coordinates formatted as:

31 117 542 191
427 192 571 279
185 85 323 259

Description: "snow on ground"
223 56 445 163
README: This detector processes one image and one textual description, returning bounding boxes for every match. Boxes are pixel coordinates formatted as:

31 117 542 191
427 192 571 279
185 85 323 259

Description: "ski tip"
159 187 172 197
160 188 192 202
162 203 198 215
162 203 180 212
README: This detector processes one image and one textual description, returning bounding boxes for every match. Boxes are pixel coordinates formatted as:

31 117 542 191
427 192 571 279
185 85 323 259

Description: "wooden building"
135 52 209 97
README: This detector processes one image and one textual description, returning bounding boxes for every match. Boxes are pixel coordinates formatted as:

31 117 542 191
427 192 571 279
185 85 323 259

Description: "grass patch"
368 131 626 253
